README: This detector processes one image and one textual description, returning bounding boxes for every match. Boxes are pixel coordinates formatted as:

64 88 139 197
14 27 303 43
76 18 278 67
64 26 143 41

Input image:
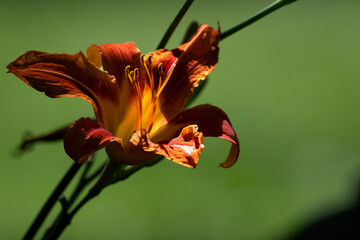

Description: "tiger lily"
7 25 239 168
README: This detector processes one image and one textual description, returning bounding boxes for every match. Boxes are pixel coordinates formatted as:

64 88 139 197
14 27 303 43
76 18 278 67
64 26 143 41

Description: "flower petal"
106 126 204 168
87 43 143 81
64 117 122 163
86 43 146 140
155 125 204 168
151 104 239 168
149 25 219 131
7 51 117 125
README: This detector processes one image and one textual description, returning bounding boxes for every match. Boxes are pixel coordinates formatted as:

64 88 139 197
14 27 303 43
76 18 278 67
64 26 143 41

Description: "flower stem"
43 192 95 240
66 161 105 207
220 0 297 41
43 160 121 239
23 162 81 240
41 160 106 239
157 0 194 49
42 158 163 239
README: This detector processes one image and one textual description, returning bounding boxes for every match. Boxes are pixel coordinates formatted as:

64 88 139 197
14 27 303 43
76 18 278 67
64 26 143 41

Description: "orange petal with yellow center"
86 43 146 141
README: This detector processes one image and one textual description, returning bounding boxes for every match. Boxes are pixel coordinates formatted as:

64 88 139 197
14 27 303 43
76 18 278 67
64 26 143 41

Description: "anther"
140 54 145 65
125 65 131 77
134 68 139 79
156 63 175 98
158 63 163 76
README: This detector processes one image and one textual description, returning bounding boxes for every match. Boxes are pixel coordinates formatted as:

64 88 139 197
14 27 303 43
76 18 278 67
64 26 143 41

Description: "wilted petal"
64 117 122 163
151 104 239 168
155 125 204 168
107 125 204 168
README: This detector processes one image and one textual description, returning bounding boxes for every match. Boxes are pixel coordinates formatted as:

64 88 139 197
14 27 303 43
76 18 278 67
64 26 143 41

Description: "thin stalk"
43 192 95 240
42 161 106 239
23 162 81 240
43 158 163 239
66 161 105 207
156 0 194 49
220 0 297 41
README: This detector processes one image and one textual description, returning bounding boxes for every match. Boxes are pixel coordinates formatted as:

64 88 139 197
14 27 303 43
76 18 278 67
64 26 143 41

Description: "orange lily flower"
7 25 239 168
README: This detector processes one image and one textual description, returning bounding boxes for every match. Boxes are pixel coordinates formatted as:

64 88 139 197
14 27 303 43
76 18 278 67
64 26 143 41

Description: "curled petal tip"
219 144 240 168
64 117 121 163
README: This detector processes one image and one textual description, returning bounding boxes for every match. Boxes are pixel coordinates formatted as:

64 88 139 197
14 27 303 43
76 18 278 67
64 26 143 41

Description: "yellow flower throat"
125 54 175 135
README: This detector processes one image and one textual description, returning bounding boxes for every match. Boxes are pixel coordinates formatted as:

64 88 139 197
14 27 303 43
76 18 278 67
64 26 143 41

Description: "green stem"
88 160 123 195
42 158 163 239
43 192 95 240
42 160 106 240
156 0 194 49
23 162 81 240
220 0 297 41
110 157 163 184
66 161 105 207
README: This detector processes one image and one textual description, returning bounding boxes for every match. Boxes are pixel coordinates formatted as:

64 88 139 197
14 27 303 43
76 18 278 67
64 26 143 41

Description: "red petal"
64 117 121 163
151 104 239 168
87 43 143 82
149 25 219 130
7 51 117 125
86 43 147 139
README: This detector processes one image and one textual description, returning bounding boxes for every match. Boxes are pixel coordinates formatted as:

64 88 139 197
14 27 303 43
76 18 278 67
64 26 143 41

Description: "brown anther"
140 54 145 65
125 65 131 77
134 68 139 79
158 63 163 76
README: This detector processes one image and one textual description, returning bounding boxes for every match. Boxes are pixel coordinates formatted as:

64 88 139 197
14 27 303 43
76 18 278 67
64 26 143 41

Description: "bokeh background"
1 0 360 239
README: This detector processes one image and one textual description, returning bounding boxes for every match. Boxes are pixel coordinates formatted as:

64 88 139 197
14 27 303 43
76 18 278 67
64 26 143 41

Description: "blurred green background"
1 0 360 239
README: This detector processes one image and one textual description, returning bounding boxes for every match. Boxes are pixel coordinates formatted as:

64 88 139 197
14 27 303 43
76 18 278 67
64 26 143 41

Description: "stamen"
157 63 163 93
156 62 176 98
134 68 139 80
142 56 155 98
146 100 158 132
141 56 177 133
126 66 143 131
145 60 176 133
125 65 131 77
158 63 163 75
133 68 142 131
146 63 164 132
140 54 145 65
